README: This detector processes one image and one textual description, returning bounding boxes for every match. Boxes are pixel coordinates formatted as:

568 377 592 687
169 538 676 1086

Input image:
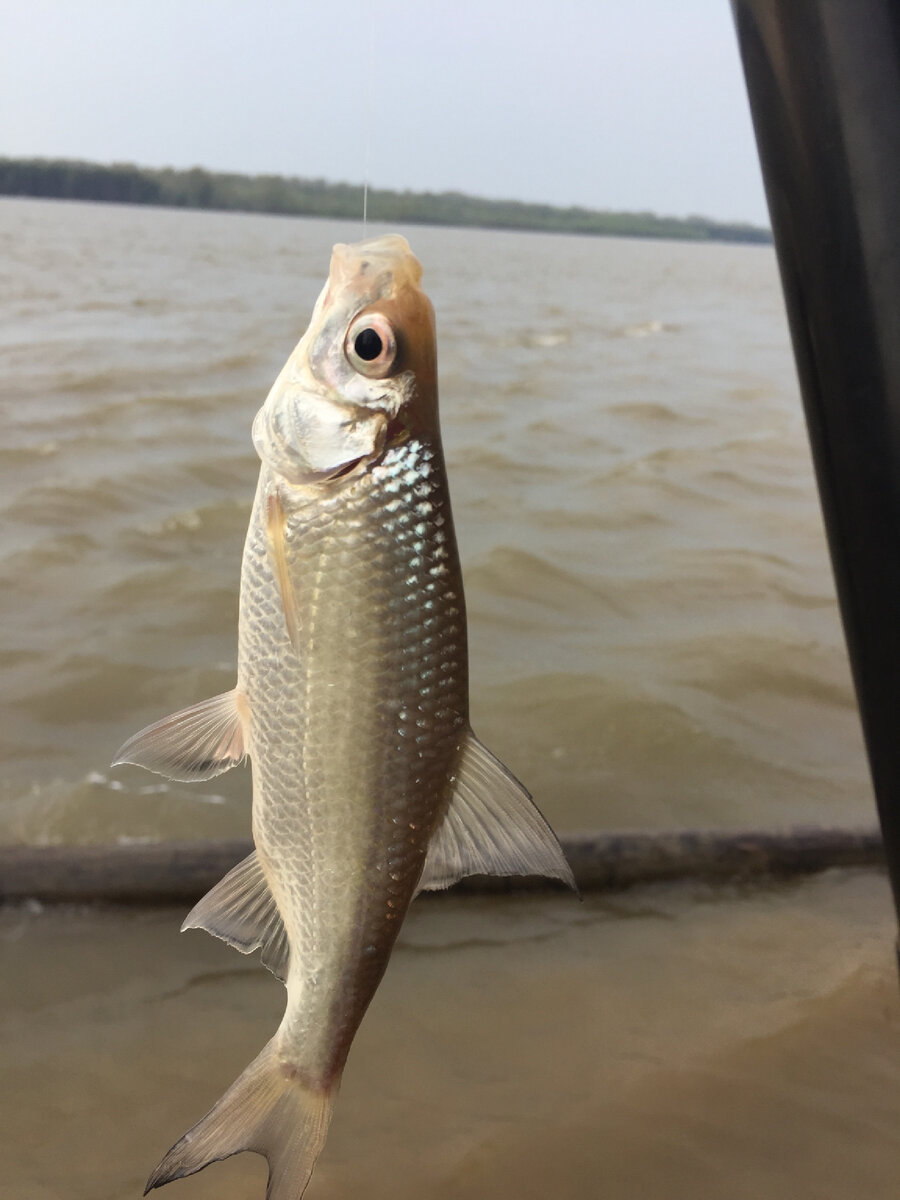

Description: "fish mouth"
383 413 411 449
326 455 367 481
323 415 411 482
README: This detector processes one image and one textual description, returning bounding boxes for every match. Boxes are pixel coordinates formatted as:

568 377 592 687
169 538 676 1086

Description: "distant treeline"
0 157 772 245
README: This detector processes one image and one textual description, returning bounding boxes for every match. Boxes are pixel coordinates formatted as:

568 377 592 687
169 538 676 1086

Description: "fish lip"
325 454 367 482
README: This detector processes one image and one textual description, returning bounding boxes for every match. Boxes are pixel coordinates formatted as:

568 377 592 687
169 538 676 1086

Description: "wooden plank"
0 827 884 905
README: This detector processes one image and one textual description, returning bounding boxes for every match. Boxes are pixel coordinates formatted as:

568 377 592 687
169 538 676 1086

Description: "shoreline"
0 156 772 246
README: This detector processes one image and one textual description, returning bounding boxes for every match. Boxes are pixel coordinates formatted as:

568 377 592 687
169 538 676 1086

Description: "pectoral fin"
112 689 249 781
266 491 302 655
416 731 576 895
182 849 290 982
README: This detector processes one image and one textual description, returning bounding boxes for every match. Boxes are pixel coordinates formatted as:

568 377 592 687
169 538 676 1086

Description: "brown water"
1 198 896 1198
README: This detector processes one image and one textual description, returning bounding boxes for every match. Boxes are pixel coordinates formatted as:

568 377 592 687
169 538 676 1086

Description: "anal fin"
182 850 290 982
416 731 576 895
112 689 249 782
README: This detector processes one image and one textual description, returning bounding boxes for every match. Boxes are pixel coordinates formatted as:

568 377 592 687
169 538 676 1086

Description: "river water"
1 198 897 1198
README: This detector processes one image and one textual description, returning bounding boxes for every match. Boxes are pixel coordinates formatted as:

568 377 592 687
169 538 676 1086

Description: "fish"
113 234 575 1199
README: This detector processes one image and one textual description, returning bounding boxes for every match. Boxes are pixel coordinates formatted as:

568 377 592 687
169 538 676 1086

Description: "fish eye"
354 327 383 360
344 313 398 379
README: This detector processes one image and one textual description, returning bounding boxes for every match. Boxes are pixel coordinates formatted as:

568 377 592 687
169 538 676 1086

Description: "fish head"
253 234 438 486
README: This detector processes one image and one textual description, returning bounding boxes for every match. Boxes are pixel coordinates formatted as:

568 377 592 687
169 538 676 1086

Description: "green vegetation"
0 156 771 244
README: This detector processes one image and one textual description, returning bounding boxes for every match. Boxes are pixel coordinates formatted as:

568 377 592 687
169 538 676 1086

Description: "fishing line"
363 148 370 229
362 13 375 230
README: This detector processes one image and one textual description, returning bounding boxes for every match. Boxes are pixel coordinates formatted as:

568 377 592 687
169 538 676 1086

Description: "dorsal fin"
181 850 289 982
416 731 576 895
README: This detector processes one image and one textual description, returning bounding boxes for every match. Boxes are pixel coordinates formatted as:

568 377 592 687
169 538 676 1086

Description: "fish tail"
145 1038 336 1200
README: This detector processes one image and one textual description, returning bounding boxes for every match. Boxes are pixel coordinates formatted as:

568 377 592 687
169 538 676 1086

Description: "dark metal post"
731 0 900 925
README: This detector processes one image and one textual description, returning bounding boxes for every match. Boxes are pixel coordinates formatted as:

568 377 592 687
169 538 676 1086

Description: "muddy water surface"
0 198 895 1198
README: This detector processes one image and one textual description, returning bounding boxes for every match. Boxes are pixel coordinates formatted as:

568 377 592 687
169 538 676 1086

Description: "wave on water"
0 200 873 848
0 201 892 1200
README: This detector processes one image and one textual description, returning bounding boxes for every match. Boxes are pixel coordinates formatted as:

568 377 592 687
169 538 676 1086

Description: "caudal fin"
145 1039 336 1200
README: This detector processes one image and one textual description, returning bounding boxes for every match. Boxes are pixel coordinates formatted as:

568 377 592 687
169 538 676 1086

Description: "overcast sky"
1 1 769 226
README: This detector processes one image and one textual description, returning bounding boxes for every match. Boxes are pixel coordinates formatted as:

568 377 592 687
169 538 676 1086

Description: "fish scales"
113 234 574 1200
240 444 467 1081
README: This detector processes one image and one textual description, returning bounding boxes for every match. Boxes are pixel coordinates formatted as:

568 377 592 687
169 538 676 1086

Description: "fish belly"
237 438 467 1085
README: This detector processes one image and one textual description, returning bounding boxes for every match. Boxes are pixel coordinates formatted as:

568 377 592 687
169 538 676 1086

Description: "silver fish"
114 234 574 1199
